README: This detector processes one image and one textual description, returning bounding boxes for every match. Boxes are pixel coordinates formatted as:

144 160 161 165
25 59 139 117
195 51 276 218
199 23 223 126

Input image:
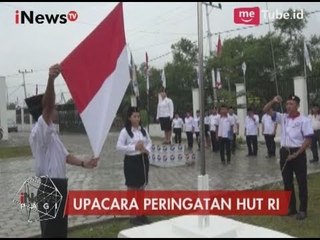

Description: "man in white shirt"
172 113 184 144
262 108 278 158
204 111 211 148
245 108 259 156
193 110 200 150
156 87 174 144
309 103 320 163
209 107 220 152
228 106 239 154
26 64 99 238
263 95 313 220
216 105 234 164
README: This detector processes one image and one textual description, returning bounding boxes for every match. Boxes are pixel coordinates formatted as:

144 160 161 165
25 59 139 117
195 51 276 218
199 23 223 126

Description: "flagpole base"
197 174 209 228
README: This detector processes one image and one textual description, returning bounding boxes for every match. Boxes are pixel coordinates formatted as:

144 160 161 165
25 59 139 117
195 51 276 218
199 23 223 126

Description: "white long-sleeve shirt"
172 117 184 129
116 127 152 156
262 113 276 135
29 115 68 179
156 97 174 119
245 115 259 136
184 116 194 132
193 116 200 132
216 115 235 138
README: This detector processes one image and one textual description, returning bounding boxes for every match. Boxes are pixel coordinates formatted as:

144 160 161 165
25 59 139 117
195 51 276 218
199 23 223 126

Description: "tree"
7 103 16 110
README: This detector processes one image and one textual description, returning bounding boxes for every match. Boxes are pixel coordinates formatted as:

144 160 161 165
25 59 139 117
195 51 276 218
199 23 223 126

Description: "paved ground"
0 132 320 238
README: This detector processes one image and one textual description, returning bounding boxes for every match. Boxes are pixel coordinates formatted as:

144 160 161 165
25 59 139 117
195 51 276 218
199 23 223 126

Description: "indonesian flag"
304 40 312 72
161 68 166 88
61 3 130 157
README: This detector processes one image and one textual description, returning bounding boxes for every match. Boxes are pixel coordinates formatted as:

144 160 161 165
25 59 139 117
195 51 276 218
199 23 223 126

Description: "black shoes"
286 210 307 220
296 211 307 220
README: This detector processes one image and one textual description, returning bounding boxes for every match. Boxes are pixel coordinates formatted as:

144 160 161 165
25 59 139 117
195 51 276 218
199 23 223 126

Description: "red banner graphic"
65 190 291 216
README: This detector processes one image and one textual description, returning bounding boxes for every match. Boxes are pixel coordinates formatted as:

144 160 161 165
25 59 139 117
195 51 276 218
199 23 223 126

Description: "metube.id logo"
234 7 260 25
15 10 78 24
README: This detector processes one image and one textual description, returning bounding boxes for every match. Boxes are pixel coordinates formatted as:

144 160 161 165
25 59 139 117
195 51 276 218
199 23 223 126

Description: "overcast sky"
1 2 320 106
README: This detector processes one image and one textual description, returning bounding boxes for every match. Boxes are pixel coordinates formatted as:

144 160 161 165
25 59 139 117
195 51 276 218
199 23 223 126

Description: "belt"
281 147 300 154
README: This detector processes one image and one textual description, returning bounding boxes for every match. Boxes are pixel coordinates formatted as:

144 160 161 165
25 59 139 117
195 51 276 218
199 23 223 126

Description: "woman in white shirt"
172 113 184 144
116 106 152 225
156 88 174 144
184 111 194 150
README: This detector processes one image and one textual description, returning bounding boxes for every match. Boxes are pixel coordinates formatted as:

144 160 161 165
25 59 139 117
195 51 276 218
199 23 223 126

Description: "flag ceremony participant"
262 108 278 158
116 106 152 225
156 87 174 144
193 110 201 150
172 112 184 144
26 64 99 238
308 103 320 163
204 111 211 148
263 95 313 220
245 108 259 156
184 111 194 150
215 105 234 164
228 106 239 154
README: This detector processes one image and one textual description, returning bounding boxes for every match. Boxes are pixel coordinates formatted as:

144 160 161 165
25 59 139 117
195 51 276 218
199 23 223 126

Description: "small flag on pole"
212 69 216 89
130 52 139 97
304 40 312 72
145 52 149 94
161 68 166 88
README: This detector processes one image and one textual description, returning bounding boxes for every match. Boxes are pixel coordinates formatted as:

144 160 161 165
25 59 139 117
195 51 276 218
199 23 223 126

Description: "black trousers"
210 131 219 152
264 134 276 157
311 129 320 161
173 128 182 144
195 132 200 149
186 131 193 149
219 137 231 163
38 178 68 238
246 135 258 156
280 147 308 212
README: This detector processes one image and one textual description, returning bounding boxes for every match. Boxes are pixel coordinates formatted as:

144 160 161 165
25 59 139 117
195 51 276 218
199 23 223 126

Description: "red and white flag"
61 3 130 157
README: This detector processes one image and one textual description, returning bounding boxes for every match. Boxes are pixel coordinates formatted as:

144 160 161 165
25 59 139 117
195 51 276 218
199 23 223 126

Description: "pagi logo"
234 7 260 25
15 10 78 24
12 176 62 222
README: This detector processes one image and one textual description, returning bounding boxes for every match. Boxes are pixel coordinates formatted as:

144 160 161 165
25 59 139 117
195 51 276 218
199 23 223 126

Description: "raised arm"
42 64 60 124
263 95 282 113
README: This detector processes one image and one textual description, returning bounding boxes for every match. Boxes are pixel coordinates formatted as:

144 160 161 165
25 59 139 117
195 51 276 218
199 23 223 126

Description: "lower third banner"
65 190 291 216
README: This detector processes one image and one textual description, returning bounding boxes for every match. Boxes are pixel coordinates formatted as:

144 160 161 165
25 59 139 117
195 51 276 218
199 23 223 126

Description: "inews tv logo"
234 7 304 25
15 10 78 24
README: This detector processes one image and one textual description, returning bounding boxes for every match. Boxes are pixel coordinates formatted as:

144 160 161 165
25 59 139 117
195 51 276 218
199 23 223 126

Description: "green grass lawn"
0 146 32 159
68 216 170 238
68 173 320 238
230 172 320 238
